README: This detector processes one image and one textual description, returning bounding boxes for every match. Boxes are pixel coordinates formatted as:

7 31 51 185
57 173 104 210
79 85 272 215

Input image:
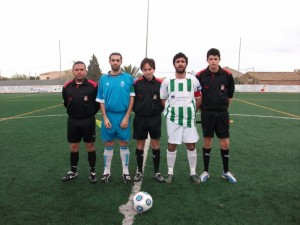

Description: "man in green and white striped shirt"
160 52 202 184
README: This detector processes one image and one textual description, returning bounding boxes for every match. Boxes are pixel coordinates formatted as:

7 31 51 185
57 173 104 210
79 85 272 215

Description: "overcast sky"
0 0 299 77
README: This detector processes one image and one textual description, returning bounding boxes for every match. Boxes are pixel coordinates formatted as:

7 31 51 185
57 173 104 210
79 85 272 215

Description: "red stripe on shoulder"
63 80 73 88
196 69 206 77
134 77 143 85
87 79 98 87
222 68 232 75
155 78 163 84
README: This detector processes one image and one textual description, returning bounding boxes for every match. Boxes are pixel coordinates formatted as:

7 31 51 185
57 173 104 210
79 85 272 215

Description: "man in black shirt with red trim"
196 48 237 183
133 58 164 183
61 61 100 183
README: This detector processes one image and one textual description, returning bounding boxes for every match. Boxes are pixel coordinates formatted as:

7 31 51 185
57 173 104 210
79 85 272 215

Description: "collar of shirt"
71 78 88 86
142 75 156 83
107 71 126 76
206 66 224 76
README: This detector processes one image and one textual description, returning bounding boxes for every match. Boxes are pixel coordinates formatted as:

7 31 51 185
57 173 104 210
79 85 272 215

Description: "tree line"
0 54 142 81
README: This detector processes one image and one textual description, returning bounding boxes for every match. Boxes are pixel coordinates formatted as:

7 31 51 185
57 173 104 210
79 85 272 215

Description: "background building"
239 71 300 85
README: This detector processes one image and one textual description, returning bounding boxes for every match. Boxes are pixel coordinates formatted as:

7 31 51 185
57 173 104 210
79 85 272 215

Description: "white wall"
0 85 63 93
0 85 299 93
235 85 300 93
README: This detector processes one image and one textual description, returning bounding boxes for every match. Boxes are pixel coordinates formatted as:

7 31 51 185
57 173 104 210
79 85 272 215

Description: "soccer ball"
132 191 153 213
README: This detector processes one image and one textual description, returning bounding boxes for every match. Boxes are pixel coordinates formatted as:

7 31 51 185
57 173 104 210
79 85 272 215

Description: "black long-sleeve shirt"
133 76 164 116
196 66 235 111
62 78 100 119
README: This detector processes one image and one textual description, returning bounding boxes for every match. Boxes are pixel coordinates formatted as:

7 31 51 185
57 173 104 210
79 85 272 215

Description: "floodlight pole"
59 40 62 77
145 0 150 58
237 37 241 83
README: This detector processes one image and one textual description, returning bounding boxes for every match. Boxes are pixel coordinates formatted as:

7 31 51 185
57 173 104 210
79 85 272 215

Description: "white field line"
230 113 300 120
0 114 67 120
0 113 102 120
193 113 300 121
119 135 150 225
2 113 300 121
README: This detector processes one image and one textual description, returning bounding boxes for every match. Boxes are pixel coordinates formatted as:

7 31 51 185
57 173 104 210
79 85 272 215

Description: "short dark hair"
72 61 86 69
173 52 188 65
109 52 122 60
140 58 156 70
207 48 220 59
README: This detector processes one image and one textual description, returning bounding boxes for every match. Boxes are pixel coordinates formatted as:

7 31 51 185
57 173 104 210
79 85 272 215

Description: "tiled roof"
242 72 300 81
223 67 244 78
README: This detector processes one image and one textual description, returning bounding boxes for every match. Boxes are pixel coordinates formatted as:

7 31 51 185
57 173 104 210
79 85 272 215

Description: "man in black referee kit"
132 58 165 183
62 61 100 183
196 48 237 183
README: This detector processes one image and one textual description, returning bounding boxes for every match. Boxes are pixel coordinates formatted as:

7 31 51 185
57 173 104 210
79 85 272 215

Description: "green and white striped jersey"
160 74 201 127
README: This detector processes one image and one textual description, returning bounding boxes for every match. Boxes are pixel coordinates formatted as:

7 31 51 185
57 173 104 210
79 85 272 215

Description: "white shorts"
166 120 199 144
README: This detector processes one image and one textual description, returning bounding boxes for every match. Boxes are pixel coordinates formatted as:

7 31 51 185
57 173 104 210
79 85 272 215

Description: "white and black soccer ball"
132 191 153 213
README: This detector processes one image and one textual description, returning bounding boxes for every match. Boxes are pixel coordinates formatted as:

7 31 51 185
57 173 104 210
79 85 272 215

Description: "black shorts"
67 117 96 143
133 114 161 140
201 111 230 138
